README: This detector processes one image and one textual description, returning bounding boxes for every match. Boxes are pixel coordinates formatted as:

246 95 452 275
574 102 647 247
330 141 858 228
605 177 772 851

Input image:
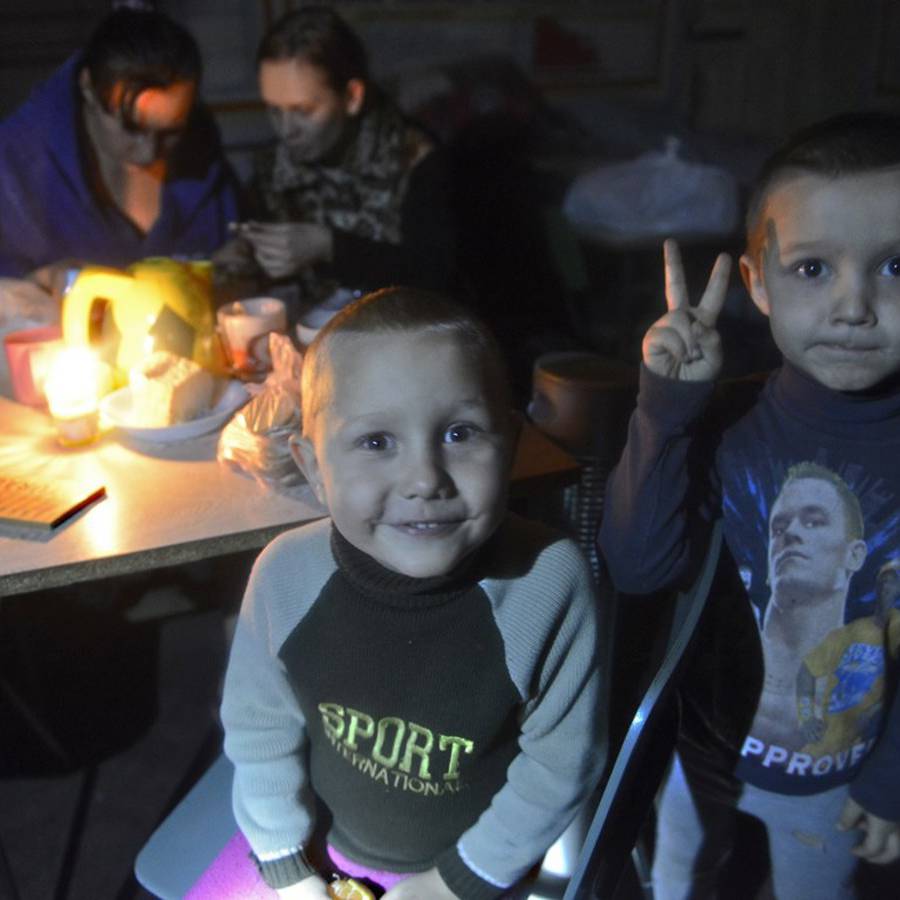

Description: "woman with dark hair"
215 5 456 322
0 5 240 308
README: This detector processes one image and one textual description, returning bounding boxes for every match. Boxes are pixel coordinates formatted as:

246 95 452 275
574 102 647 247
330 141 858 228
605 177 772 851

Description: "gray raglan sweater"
220 513 606 899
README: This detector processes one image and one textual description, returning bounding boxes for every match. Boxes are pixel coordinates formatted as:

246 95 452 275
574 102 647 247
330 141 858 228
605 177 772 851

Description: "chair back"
563 520 723 900
134 753 238 899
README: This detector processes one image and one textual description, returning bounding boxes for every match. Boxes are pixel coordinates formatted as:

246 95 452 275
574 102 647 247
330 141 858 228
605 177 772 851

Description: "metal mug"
528 352 637 456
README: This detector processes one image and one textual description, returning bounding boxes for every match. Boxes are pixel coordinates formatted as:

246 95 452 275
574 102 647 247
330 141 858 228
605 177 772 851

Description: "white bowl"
295 321 320 347
100 379 250 444
294 290 358 347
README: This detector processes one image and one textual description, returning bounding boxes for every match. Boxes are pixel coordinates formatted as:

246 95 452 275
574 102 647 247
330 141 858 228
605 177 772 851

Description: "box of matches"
0 474 105 530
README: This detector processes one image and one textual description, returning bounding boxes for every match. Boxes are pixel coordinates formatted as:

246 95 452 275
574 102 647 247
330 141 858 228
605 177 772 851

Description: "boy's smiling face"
294 329 513 578
741 167 900 391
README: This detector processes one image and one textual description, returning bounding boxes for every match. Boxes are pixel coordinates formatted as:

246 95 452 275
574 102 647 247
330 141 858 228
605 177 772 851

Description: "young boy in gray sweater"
221 287 605 899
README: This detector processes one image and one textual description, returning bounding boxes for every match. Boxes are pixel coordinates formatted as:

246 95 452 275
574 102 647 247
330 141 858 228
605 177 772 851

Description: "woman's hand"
28 258 86 303
237 221 333 280
276 873 333 899
211 235 258 275
642 239 731 382
0 275 60 326
382 867 459 899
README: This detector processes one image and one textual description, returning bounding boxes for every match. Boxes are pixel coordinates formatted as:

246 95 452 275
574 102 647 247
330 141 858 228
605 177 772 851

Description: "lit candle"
44 347 103 446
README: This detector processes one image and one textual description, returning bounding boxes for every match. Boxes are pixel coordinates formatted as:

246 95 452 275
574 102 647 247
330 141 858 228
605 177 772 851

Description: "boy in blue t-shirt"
600 113 900 897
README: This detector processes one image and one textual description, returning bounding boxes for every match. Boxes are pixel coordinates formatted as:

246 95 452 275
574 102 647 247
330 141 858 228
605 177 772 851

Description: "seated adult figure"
215 5 456 318
0 5 240 315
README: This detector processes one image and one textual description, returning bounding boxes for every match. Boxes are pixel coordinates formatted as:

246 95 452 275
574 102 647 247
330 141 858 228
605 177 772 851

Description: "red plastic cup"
3 325 63 406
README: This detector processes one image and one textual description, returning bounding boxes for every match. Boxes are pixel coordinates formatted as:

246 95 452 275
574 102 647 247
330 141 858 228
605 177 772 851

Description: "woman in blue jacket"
0 6 240 306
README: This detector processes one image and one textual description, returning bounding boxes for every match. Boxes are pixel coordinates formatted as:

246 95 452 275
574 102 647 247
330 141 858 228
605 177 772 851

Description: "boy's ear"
739 252 770 318
344 78 366 117
289 434 326 506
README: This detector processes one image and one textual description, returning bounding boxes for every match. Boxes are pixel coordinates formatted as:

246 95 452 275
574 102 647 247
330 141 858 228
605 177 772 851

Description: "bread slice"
130 350 214 427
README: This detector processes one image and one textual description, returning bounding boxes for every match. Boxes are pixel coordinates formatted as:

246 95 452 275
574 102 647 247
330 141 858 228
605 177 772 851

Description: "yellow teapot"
62 257 220 387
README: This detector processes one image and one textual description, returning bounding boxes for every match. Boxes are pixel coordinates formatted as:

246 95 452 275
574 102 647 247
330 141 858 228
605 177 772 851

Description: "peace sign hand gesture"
642 239 732 382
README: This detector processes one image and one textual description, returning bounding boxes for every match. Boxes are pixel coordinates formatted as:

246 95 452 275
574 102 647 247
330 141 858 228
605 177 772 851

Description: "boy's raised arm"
599 240 730 594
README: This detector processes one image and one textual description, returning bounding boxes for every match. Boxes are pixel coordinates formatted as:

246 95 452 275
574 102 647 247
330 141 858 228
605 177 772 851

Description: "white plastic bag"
217 333 307 496
563 137 739 238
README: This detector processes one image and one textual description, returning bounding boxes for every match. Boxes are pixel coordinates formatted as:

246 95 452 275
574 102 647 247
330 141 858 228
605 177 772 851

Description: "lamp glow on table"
43 347 105 447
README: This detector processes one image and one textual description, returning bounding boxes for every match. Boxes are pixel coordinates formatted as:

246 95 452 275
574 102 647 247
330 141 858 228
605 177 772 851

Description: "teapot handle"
61 269 134 348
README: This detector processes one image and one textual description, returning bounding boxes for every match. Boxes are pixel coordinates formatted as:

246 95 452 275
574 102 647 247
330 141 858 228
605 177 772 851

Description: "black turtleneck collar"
329 525 491 609
769 361 900 440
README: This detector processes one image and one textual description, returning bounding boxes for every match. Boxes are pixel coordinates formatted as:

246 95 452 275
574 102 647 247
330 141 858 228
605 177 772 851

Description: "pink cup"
3 325 63 406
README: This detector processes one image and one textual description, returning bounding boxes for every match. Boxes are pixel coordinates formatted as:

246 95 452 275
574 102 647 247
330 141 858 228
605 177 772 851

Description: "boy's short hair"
301 286 510 437
746 111 900 260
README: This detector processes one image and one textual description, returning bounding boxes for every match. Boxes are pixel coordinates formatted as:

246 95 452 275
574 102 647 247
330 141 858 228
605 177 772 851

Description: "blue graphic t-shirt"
718 365 900 794
600 361 900 816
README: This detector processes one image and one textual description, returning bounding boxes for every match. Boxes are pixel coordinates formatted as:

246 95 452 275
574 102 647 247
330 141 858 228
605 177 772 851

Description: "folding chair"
562 520 723 900
134 752 239 899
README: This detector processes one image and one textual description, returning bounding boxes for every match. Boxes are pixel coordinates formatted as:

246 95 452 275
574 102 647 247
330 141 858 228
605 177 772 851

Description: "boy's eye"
444 423 478 444
357 433 394 451
879 256 900 277
795 259 828 279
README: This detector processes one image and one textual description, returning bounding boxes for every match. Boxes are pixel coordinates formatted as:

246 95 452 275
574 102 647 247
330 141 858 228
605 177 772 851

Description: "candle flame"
45 347 103 418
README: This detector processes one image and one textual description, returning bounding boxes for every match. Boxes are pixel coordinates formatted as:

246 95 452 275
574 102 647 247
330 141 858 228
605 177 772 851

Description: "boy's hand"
277 874 333 898
642 239 732 382
382 867 459 899
836 796 900 864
